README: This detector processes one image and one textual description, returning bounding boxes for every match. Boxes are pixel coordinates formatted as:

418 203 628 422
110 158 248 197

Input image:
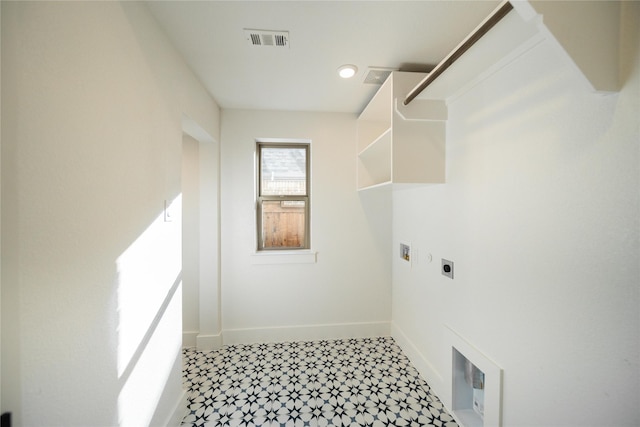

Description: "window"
257 141 310 250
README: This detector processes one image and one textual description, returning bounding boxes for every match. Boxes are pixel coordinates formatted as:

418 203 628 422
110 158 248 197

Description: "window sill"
250 250 317 265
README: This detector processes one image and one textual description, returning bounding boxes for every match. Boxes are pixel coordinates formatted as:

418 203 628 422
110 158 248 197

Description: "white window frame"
255 139 311 254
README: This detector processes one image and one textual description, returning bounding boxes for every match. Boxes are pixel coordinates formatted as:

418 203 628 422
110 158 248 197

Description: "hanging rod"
403 1 514 106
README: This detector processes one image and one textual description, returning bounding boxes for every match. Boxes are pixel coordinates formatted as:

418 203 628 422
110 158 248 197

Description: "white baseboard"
162 389 187 427
391 322 445 398
196 332 223 350
223 321 391 345
182 331 199 348
182 331 223 350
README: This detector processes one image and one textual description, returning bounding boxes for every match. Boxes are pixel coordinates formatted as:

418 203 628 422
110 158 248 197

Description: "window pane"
260 147 307 196
261 200 306 249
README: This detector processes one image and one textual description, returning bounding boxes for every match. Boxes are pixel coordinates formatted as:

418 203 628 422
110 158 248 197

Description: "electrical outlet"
400 243 411 263
442 259 454 279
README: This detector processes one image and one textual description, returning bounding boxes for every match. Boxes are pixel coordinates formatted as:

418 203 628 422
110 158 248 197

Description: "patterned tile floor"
181 336 458 427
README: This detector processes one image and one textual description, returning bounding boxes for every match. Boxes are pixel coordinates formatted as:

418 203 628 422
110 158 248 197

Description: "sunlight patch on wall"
116 195 183 426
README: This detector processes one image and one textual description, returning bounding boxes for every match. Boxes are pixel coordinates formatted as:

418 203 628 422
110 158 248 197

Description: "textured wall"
392 4 639 425
1 2 219 425
182 134 200 346
220 110 392 342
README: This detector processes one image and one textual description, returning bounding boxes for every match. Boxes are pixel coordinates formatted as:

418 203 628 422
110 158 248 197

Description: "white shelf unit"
357 71 446 191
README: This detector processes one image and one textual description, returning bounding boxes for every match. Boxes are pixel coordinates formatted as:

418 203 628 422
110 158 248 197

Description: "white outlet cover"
442 259 454 279
400 243 411 263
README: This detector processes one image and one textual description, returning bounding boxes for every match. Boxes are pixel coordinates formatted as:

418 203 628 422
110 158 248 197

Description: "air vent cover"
244 29 289 48
364 67 395 84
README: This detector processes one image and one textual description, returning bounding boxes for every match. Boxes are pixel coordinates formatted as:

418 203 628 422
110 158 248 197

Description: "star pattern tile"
181 336 458 427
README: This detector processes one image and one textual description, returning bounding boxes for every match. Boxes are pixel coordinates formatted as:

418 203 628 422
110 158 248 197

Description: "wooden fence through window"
262 201 306 248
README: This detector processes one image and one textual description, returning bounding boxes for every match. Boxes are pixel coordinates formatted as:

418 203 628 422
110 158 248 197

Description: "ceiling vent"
363 67 395 84
244 29 289 48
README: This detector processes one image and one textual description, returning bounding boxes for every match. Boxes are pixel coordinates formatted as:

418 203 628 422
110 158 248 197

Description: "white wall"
0 0 3 414
220 109 391 343
1 2 220 426
180 115 221 351
391 3 639 426
196 135 222 349
182 135 200 347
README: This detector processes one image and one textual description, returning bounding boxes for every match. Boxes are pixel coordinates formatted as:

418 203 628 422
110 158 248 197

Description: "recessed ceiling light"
337 64 358 79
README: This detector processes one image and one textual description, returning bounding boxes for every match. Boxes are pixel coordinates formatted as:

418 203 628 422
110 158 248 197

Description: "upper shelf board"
410 0 621 103
413 4 542 102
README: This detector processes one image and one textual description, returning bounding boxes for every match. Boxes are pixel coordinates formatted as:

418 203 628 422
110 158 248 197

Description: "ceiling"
145 1 501 114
